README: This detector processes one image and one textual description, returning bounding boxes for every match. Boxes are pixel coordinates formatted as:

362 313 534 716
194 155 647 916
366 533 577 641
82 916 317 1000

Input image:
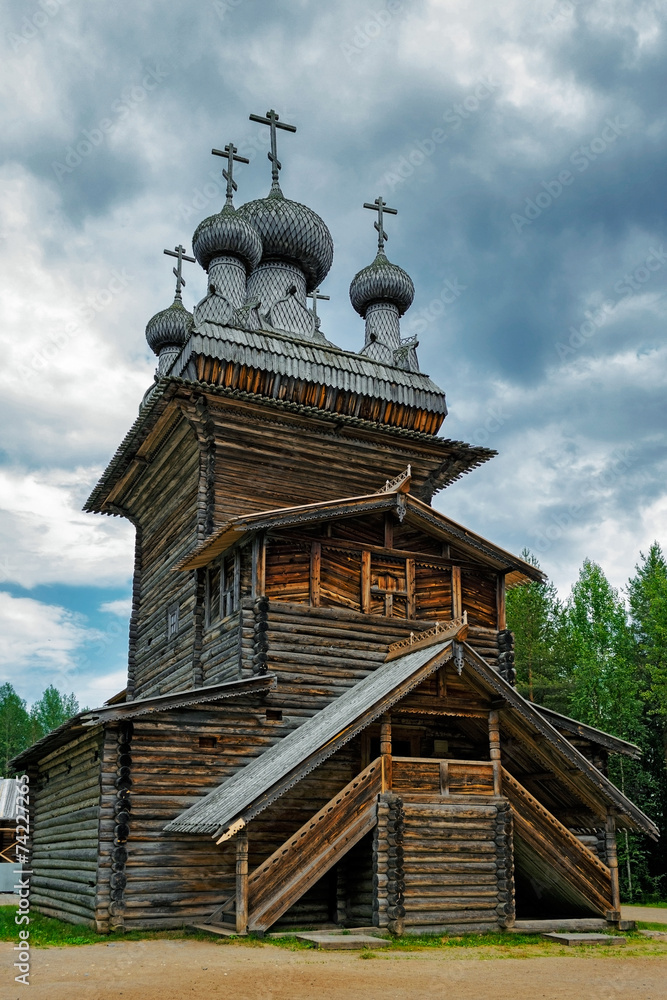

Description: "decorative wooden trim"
375 464 412 494
385 612 467 661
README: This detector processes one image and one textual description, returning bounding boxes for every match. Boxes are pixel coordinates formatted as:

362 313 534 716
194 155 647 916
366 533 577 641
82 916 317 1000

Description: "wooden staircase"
502 768 613 916
244 757 384 933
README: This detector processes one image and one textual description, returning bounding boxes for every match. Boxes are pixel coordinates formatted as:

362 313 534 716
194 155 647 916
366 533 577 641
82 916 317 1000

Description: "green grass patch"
0 907 215 949
638 921 667 931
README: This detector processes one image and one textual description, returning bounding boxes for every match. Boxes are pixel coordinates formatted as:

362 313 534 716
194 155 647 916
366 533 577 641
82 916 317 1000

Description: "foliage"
506 550 570 711
0 684 82 775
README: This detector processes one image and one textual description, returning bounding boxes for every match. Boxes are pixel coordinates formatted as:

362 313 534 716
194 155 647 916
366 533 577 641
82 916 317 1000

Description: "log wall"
376 794 514 934
30 730 103 928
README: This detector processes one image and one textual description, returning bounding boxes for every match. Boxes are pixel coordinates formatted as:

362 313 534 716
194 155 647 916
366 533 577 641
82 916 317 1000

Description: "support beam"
406 558 415 619
497 573 506 630
384 513 394 549
251 535 266 599
380 713 392 792
361 550 371 613
488 709 502 795
309 541 321 607
452 565 462 619
236 828 249 934
605 811 621 916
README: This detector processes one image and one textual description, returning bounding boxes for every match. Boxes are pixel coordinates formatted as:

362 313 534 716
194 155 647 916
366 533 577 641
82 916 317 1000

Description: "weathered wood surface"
30 730 103 928
246 758 383 932
502 768 612 916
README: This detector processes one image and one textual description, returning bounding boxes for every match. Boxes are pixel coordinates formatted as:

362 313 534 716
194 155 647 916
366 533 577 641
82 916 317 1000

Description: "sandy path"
3 939 667 1000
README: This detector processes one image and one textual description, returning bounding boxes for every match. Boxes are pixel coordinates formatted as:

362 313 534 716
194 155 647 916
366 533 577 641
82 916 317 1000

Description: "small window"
266 708 283 722
167 603 179 638
199 736 217 749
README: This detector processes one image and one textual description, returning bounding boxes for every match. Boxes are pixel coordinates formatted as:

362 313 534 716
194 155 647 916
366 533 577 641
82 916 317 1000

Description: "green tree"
563 559 641 739
506 550 570 711
29 686 81 742
0 684 31 776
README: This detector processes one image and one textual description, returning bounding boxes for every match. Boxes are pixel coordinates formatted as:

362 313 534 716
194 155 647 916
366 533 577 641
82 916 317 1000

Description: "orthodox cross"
211 142 250 206
163 244 195 300
363 196 397 254
249 108 297 190
307 287 330 320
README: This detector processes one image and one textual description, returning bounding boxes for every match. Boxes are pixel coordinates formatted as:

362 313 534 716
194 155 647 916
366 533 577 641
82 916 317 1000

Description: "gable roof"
164 638 657 842
10 675 276 772
164 639 457 839
534 705 641 759
176 489 546 586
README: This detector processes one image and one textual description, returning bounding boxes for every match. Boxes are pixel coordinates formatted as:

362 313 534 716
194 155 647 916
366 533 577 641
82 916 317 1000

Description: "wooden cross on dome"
211 142 250 206
249 108 297 190
363 196 397 254
163 244 195 300
307 286 330 320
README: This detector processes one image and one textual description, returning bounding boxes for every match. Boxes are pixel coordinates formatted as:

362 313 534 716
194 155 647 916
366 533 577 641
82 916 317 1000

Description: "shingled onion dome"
145 296 193 375
349 252 415 318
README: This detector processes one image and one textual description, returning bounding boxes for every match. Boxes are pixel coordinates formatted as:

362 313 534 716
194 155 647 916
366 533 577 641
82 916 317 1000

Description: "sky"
0 0 665 710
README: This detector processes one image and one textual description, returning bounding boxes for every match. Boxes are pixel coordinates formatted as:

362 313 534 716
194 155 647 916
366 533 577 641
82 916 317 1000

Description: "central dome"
237 191 333 291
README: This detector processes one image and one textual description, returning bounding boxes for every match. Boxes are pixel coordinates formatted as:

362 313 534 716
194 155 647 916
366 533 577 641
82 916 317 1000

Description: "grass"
2 907 666 958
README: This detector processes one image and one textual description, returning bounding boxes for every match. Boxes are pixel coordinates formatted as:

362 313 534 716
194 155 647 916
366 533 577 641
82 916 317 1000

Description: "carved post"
310 541 321 607
488 710 502 796
380 713 392 792
236 828 249 934
497 573 506 630
605 811 621 917
361 550 371 613
452 565 462 619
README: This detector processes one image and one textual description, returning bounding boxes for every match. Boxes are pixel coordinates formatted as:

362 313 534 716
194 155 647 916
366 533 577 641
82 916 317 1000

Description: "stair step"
542 932 626 946
294 931 390 950
190 922 238 937
510 918 609 933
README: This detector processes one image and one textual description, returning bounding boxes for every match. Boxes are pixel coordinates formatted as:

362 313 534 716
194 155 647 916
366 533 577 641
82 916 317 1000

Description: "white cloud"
100 598 132 617
0 590 100 689
0 466 134 588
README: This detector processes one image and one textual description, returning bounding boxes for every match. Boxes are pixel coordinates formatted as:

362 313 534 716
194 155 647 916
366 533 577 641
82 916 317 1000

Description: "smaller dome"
237 192 334 291
145 297 193 355
193 204 263 273
349 252 415 318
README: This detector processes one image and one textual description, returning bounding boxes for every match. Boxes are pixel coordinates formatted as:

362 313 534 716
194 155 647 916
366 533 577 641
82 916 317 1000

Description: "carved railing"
244 757 384 932
502 767 612 915
385 612 468 662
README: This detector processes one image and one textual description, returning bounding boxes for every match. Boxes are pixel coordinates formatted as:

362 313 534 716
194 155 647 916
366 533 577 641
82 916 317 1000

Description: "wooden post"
384 513 394 549
605 811 621 917
236 828 249 934
380 713 392 792
233 550 241 611
452 565 462 619
310 541 321 607
361 550 371 613
489 709 502 796
251 535 266 600
497 573 506 630
406 558 415 619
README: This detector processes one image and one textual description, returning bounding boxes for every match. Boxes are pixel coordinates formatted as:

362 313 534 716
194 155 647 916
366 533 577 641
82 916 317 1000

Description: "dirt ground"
3 938 667 1000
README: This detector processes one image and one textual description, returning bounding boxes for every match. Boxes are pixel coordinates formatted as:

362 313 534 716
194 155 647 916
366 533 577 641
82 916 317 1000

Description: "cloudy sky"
1 0 665 709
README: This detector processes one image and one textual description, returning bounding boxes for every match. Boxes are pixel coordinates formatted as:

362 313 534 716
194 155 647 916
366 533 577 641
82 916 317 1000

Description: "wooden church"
13 110 657 936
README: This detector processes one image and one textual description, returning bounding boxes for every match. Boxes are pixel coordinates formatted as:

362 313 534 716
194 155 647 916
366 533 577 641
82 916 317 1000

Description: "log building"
13 111 657 936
